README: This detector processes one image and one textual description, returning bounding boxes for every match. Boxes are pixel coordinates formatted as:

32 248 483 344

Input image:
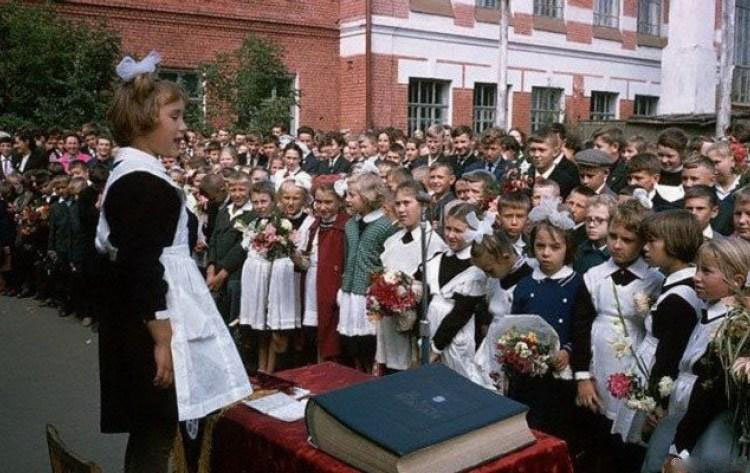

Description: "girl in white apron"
572 199 663 473
238 180 276 371
377 180 446 373
643 238 750 473
425 202 487 379
98 50 251 473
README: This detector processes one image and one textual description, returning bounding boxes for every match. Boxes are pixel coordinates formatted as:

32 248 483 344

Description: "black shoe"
17 289 34 299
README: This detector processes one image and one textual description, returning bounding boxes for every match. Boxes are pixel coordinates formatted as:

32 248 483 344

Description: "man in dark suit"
297 125 320 174
12 130 48 173
449 125 480 177
592 126 628 194
411 124 449 169
315 131 352 175
0 135 14 179
527 126 579 199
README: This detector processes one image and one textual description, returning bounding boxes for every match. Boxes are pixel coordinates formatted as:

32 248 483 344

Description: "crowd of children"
4 109 750 472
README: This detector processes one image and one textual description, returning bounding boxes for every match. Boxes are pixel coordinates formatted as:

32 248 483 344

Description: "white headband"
528 197 576 230
116 50 161 82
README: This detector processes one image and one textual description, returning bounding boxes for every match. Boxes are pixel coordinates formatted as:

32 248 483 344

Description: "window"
158 69 203 120
408 79 449 135
594 0 620 28
637 0 661 36
733 0 750 103
533 0 563 18
590 91 618 121
473 84 497 134
476 0 498 7
270 75 297 134
530 87 563 132
634 95 659 116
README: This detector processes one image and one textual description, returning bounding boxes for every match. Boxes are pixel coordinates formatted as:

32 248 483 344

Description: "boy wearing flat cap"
575 148 617 197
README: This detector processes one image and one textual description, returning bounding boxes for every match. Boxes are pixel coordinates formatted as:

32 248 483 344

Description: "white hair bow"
333 179 347 198
358 160 380 175
632 188 653 210
276 173 311 192
528 197 575 230
116 50 161 82
465 211 496 243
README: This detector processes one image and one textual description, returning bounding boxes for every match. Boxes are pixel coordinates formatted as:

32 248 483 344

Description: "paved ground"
0 294 126 473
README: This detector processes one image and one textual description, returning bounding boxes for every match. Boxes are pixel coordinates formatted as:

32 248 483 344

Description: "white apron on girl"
96 147 252 421
238 248 272 329
584 258 663 420
611 267 702 443
267 215 315 330
425 249 487 380
668 300 727 417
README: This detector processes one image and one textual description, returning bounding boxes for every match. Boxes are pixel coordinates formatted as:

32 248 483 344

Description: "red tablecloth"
211 362 574 473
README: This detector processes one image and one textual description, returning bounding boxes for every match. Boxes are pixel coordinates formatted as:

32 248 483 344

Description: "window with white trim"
594 0 620 28
530 87 563 132
476 0 498 8
590 91 618 121
533 0 563 18
158 69 203 120
408 79 450 135
733 0 750 103
637 0 661 36
473 83 497 134
634 95 658 116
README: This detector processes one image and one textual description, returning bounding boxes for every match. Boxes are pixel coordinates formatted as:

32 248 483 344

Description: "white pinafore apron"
611 283 701 443
238 248 272 329
96 147 252 421
668 302 727 418
425 253 486 380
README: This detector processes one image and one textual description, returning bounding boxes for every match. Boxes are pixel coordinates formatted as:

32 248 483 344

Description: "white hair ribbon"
359 160 380 175
116 50 161 82
632 188 653 210
528 197 576 231
275 173 311 192
333 179 347 198
465 211 496 243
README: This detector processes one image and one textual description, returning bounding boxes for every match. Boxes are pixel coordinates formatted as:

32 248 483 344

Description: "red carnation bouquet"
496 328 554 378
607 372 657 412
366 270 423 332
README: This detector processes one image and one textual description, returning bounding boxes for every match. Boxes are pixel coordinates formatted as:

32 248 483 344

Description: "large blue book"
305 364 535 473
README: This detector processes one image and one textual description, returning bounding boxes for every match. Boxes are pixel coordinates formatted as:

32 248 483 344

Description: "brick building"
47 0 750 135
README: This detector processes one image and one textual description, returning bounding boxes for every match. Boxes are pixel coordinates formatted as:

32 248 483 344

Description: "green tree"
0 1 120 131
200 34 298 134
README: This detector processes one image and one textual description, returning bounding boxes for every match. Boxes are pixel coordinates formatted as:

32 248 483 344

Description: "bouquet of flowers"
238 215 297 261
501 167 534 194
366 270 423 332
607 372 657 412
496 328 554 378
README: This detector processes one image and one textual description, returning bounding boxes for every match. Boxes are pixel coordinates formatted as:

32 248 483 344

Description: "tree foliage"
200 34 297 134
0 1 121 131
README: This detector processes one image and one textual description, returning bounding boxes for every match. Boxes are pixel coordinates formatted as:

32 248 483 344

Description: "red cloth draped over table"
211 362 575 473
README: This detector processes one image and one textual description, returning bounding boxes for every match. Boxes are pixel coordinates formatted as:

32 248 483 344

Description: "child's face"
280 186 305 217
594 137 619 160
161 156 177 169
528 138 559 172
466 181 485 205
321 143 340 160
64 136 81 155
0 142 11 157
251 191 273 217
681 166 715 188
579 167 608 192
499 205 528 240
377 133 391 155
628 171 659 192
314 189 342 221
657 145 682 173
472 251 515 279
585 204 609 243
385 150 401 165
455 180 470 201
643 237 672 271
684 197 718 230
622 143 639 162
444 216 470 252
359 138 377 157
394 190 422 230
96 139 112 159
405 142 419 161
284 150 302 171
264 143 279 160
228 181 250 207
208 150 221 164
269 158 284 174
347 140 361 160
219 152 237 169
531 186 558 208
250 170 269 184
426 135 443 156
70 167 88 180
143 99 186 158
453 133 473 156
534 227 567 276
708 150 735 178
345 187 368 215
607 222 642 266
694 254 732 302
428 167 455 196
564 191 589 224
733 200 750 241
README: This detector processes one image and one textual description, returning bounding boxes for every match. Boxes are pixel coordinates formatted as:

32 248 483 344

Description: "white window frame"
476 0 498 8
733 0 750 103
530 87 563 132
590 91 618 121
408 79 450 136
473 83 497 134
533 0 564 18
637 0 661 36
634 95 658 116
594 0 620 28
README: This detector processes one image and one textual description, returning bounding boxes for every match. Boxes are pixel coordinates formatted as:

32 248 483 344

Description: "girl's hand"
146 319 173 389
576 379 602 413
551 349 570 371
645 405 666 431
429 350 441 363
